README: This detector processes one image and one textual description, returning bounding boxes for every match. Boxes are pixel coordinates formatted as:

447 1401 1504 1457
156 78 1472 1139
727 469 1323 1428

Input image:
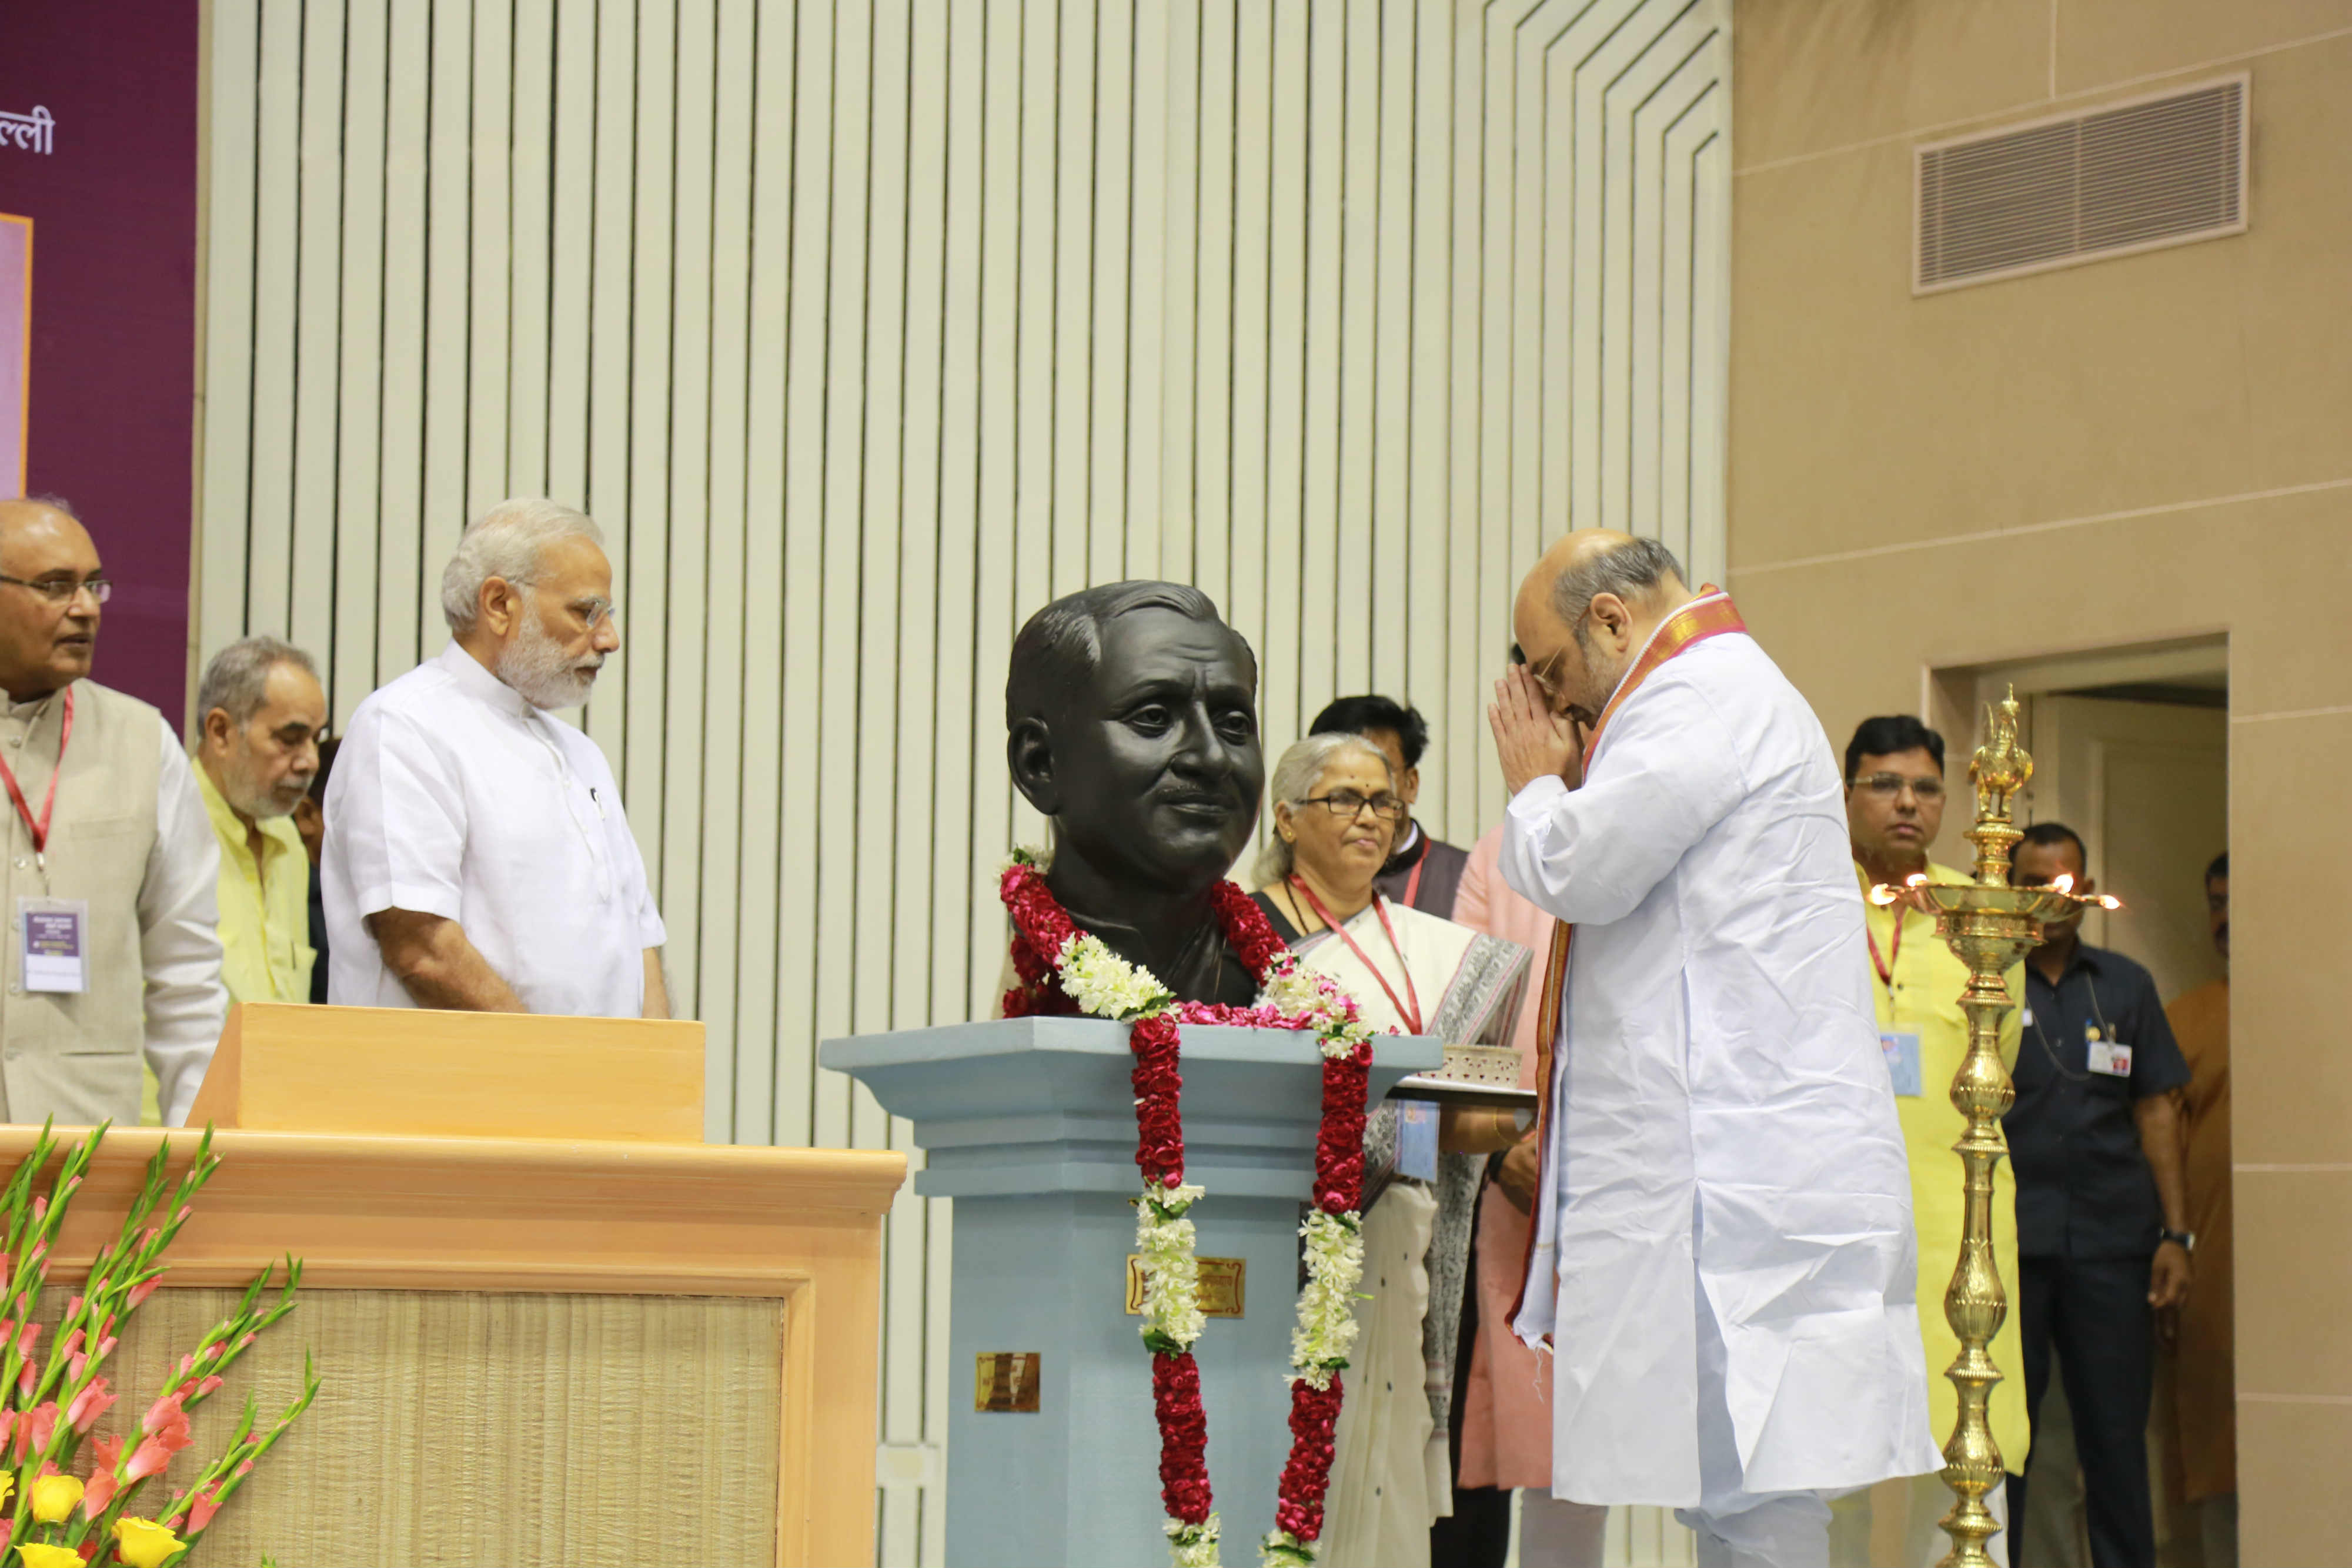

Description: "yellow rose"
16 1544 88 1568
28 1472 82 1524
112 1517 188 1568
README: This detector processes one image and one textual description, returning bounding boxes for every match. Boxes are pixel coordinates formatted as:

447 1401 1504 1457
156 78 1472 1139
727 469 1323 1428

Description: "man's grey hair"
0 494 80 521
1552 535 1687 648
1251 732 1395 885
439 497 605 632
197 636 319 726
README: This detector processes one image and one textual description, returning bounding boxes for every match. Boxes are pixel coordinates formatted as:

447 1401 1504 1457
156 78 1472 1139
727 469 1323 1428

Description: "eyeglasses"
1298 790 1408 823
1854 773 1945 802
0 574 110 606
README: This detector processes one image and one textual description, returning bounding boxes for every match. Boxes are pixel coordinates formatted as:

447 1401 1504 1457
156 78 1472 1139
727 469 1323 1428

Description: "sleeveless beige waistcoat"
0 680 162 1125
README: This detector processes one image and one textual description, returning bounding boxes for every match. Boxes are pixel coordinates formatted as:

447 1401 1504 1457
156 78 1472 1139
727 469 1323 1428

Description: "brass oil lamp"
1866 687 2117 1567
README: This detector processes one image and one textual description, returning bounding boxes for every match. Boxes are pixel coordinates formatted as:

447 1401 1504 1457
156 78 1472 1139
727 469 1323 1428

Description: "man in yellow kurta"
191 637 326 1005
142 639 323 1126
1838 716 2029 1567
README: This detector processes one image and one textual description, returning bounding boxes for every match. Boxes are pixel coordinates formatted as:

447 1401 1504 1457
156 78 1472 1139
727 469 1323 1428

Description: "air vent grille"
1916 76 2246 293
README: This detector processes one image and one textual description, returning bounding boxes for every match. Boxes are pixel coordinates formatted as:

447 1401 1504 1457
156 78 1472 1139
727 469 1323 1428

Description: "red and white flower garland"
1000 850 1377 1568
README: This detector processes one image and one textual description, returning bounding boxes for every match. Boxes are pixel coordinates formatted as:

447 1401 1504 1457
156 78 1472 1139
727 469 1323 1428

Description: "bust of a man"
1005 581 1265 1005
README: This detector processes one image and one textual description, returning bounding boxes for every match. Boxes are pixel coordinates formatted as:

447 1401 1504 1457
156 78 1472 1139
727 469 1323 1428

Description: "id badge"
1880 1031 1925 1097
1396 1100 1439 1182
2087 1037 2134 1077
19 898 87 994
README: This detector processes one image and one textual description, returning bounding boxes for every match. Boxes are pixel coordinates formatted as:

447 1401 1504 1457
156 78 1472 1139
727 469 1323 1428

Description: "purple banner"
0 4 199 721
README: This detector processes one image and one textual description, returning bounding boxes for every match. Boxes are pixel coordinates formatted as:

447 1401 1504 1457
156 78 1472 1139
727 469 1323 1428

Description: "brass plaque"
1125 1255 1245 1319
974 1352 1043 1413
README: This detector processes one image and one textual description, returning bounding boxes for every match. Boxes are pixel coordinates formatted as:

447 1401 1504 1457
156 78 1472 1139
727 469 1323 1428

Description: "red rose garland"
999 858 1375 1566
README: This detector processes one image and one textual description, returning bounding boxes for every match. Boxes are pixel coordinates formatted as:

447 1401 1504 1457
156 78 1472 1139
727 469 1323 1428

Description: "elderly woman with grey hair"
1251 731 1531 1568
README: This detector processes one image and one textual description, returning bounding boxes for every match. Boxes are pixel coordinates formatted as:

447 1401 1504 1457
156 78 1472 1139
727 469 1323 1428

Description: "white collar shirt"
322 642 665 1017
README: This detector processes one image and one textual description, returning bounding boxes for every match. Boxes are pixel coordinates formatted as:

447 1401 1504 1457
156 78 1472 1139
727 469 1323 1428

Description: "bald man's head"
0 497 106 700
1511 531 1689 724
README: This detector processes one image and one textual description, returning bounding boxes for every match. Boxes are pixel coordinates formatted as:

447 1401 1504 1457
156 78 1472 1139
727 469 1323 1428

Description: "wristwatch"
2160 1228 2196 1253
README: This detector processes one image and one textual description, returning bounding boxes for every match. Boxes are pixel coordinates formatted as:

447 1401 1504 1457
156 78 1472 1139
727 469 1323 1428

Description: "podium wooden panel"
40 1004 907 1567
191 1002 707 1142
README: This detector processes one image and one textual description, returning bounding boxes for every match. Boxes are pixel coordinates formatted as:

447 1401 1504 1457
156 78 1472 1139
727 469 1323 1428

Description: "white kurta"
324 643 666 1017
1501 628 1936 1506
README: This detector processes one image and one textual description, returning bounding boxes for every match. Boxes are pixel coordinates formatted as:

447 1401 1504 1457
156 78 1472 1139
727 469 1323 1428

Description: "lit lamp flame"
1905 872 1929 888
1868 884 1902 907
2096 894 2123 910
2050 872 2075 895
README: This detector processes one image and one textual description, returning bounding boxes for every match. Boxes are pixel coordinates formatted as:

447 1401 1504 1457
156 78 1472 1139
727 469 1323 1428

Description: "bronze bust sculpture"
1005 581 1265 1005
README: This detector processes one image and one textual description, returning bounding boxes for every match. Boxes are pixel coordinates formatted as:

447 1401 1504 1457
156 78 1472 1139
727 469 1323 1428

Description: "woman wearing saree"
1250 732 1532 1568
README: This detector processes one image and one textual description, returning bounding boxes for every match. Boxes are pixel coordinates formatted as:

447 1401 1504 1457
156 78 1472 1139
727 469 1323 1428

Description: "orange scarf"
1511 587 1746 1330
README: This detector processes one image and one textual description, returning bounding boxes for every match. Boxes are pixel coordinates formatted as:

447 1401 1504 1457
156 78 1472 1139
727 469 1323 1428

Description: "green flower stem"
169 1355 318 1554
0 1126 308 1568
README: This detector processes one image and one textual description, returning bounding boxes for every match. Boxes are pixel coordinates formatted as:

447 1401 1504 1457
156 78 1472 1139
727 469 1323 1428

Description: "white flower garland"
1016 860 1374 1568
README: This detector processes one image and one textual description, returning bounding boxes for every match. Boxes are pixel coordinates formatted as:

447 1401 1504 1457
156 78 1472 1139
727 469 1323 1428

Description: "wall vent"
1915 75 2247 293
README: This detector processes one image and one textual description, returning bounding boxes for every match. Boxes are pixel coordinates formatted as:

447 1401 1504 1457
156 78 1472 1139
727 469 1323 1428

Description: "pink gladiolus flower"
126 1280 158 1310
138 1228 157 1248
236 1333 255 1351
32 1197 47 1222
10 1402 52 1460
66 1354 86 1383
16 1321 41 1355
234 1458 252 1477
95 1336 115 1359
58 1328 82 1359
123 1436 178 1482
18 1362 34 1398
66 1379 114 1434
188 1487 222 1533
192 1376 222 1399
141 1391 188 1439
64 1297 80 1318
81 1470 115 1516
174 1353 193 1378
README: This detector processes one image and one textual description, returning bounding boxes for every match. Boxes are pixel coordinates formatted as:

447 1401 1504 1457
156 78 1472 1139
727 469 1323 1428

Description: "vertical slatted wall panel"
195 2 1729 1560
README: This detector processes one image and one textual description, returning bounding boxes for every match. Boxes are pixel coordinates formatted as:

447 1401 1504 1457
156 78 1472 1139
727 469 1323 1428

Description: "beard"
222 758 308 821
497 613 604 710
1566 625 1632 725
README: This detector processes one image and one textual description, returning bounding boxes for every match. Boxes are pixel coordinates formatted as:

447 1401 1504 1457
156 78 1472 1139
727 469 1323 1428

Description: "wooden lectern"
37 1003 906 1567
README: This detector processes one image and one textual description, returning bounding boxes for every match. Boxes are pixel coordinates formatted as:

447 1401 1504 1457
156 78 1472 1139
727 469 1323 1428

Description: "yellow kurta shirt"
1857 861 2032 1470
196 765 316 1006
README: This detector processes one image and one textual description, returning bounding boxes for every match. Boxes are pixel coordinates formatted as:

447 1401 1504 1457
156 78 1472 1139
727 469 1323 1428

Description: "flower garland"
1001 851 1377 1568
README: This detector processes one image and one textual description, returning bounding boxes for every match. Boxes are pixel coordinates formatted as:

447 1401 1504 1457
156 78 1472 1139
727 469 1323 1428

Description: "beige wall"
1727 3 2352 1560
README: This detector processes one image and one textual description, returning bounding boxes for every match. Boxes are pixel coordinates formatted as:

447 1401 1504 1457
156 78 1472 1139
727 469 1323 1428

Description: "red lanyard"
1289 875 1425 1035
0 688 72 874
1401 853 1425 910
1866 900 1904 989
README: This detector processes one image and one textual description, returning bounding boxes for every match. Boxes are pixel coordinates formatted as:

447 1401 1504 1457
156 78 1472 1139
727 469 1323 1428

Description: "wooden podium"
41 1002 907 1568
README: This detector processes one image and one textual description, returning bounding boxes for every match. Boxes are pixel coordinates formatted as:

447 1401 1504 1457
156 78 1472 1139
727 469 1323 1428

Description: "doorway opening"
1930 634 2231 1568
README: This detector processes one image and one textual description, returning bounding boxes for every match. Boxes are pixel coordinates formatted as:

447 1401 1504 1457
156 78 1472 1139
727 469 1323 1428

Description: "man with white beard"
323 499 669 1017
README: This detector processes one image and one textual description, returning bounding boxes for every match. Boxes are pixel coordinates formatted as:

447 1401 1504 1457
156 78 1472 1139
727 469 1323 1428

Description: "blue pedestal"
821 1017 1441 1568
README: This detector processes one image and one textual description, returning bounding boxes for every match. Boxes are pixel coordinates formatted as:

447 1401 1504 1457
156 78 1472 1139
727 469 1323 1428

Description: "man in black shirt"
1309 694 1469 917
2004 821 2194 1568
